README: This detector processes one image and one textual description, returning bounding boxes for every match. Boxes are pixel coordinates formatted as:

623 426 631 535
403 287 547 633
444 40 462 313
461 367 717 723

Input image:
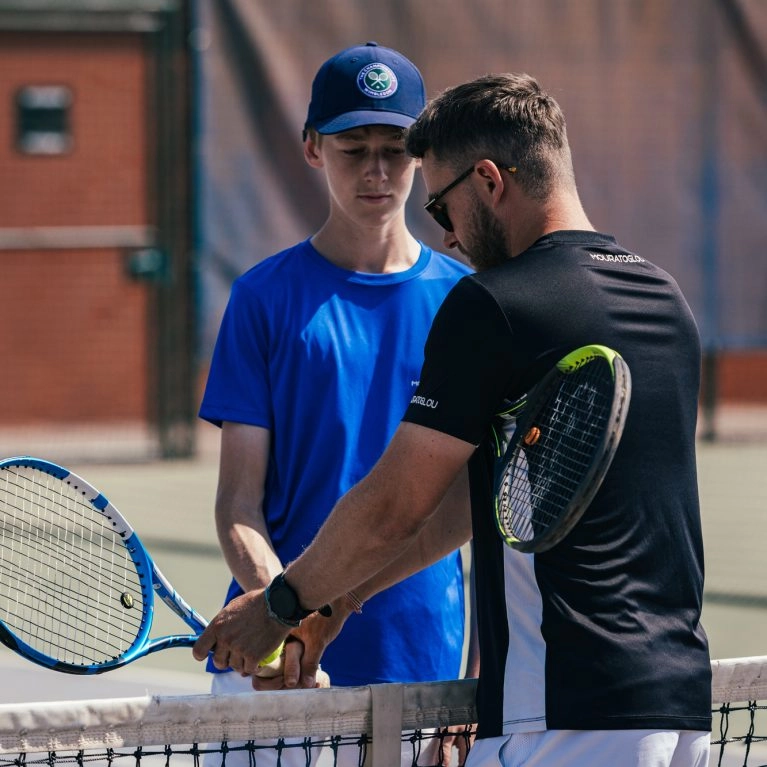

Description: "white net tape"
0 658 763 766
0 679 475 754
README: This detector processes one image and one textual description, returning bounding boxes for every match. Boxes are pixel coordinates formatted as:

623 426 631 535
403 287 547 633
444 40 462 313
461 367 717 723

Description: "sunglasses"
424 162 518 232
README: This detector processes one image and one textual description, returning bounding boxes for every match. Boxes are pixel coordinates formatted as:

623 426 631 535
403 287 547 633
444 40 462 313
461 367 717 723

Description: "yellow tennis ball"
260 643 284 666
255 642 285 678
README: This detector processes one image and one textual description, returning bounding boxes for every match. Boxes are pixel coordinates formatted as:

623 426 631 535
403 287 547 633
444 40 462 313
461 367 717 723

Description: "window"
16 85 73 155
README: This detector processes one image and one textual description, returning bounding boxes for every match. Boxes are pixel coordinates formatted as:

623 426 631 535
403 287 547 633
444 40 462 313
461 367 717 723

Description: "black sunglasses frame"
424 165 476 233
424 162 518 232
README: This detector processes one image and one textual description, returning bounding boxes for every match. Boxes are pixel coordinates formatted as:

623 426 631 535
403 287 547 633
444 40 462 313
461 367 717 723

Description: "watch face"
266 573 330 627
269 577 299 619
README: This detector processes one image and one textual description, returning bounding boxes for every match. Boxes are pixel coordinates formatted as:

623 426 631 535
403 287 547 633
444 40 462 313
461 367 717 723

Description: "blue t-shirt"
200 239 472 685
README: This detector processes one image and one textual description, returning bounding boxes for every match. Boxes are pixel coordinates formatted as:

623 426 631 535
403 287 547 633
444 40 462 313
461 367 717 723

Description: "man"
198 40 474 765
195 72 711 767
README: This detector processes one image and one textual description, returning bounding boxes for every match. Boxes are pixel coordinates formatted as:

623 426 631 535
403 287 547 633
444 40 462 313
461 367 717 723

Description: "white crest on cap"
357 63 398 99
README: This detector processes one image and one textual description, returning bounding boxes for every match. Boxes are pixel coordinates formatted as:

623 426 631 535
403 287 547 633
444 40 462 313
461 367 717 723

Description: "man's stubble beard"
465 197 511 272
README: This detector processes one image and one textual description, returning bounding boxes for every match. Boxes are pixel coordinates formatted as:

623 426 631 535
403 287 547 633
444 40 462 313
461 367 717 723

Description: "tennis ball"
254 642 285 679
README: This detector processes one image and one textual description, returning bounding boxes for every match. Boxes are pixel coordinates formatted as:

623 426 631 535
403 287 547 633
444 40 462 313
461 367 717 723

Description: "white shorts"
466 728 710 767
203 671 443 767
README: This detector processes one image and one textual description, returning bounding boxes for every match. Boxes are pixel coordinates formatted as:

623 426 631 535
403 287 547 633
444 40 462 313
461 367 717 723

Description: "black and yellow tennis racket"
492 345 631 553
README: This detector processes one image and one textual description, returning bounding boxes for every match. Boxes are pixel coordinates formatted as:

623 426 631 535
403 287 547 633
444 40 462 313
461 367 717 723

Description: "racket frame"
492 344 632 553
0 456 208 675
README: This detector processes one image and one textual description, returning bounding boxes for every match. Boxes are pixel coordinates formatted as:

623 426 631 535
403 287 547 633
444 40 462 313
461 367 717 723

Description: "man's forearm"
349 466 472 603
284 423 474 611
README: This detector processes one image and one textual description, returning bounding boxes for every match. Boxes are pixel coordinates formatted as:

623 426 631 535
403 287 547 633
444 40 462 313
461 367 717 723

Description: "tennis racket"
0 456 282 675
492 344 631 553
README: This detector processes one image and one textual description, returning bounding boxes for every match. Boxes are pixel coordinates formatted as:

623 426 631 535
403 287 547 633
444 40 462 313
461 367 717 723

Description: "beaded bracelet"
344 590 364 614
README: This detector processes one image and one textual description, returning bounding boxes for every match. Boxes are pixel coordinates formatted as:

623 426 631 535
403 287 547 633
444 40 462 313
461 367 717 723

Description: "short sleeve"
198 279 273 429
403 277 515 445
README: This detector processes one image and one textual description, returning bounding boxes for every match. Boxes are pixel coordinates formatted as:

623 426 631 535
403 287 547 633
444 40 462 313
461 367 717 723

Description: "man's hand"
192 588 289 676
250 597 350 691
251 636 332 690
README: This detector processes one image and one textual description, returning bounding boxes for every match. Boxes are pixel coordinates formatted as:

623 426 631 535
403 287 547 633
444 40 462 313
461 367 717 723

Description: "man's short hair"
405 73 575 199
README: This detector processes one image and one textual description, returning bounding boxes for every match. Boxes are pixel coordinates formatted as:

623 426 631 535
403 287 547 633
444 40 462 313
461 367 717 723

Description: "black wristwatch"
264 572 332 628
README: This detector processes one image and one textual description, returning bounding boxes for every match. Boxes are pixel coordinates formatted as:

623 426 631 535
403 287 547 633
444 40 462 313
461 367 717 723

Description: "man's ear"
473 159 505 203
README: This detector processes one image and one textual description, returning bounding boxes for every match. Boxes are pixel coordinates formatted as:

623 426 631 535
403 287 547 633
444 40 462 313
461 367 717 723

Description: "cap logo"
357 62 398 99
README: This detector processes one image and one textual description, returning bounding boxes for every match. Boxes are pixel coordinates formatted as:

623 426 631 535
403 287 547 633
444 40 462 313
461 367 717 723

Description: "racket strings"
0 467 145 666
498 361 614 543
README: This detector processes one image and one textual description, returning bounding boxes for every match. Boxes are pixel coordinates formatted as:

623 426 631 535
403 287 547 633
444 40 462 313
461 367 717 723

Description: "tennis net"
0 656 763 767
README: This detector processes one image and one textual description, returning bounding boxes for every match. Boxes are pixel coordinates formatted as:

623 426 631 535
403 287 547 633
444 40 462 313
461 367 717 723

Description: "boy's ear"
304 128 323 168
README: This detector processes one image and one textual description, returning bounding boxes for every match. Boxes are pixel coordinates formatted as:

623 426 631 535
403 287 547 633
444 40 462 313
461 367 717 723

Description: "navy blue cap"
304 42 426 136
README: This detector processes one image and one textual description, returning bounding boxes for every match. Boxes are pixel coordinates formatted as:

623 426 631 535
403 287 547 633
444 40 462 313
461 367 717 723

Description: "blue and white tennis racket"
0 456 212 675
0 457 286 676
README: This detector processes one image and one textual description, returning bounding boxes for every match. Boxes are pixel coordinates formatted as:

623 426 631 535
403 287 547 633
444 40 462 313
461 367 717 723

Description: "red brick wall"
0 32 148 227
719 352 767 403
0 250 149 424
0 32 151 424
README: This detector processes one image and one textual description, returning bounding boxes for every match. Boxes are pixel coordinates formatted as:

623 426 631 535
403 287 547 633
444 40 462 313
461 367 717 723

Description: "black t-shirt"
404 231 711 737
